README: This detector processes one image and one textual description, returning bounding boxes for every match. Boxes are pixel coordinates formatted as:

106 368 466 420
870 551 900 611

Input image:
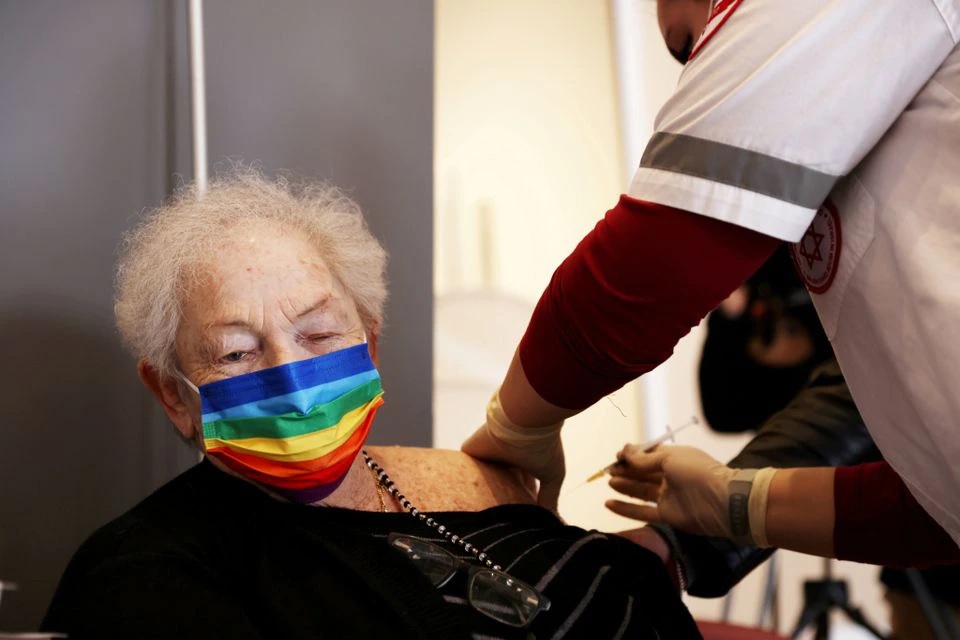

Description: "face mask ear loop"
176 371 200 395
174 371 205 456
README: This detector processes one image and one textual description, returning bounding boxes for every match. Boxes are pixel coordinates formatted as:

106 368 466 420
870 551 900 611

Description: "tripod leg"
758 554 779 630
791 597 831 639
839 603 887 639
814 610 830 640
906 568 956 640
721 591 734 624
792 577 842 640
933 600 960 640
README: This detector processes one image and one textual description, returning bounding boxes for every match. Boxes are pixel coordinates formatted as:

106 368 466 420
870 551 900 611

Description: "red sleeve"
518 195 780 409
834 461 960 567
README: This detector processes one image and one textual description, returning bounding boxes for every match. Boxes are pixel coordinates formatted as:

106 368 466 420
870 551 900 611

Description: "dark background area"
0 0 433 629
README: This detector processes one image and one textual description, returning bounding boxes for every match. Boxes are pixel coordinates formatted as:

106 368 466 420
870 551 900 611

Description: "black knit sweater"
42 460 700 640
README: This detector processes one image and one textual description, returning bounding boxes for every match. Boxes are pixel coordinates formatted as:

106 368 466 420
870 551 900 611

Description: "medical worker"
463 0 960 566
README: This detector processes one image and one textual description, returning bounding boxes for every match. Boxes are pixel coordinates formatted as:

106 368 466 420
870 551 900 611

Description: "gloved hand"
461 391 565 512
605 444 776 545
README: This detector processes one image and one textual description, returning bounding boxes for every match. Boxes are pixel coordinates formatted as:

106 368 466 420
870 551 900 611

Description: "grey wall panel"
0 1 197 630
0 0 433 629
202 0 435 448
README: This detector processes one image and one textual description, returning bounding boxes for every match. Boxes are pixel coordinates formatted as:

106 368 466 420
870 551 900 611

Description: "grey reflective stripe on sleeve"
640 132 837 209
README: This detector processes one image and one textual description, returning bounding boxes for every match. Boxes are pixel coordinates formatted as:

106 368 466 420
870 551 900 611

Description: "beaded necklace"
362 450 502 571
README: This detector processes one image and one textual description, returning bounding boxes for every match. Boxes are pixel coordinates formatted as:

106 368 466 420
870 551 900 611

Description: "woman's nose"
263 341 314 370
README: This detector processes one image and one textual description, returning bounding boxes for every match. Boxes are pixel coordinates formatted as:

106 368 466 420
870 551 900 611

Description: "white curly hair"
114 168 388 376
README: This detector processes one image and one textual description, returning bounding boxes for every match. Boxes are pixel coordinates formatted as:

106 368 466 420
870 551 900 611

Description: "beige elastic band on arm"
484 391 564 445
729 469 758 544
748 467 777 548
729 467 777 547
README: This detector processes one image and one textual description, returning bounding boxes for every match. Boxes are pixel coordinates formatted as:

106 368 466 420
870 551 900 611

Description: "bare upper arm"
365 446 537 512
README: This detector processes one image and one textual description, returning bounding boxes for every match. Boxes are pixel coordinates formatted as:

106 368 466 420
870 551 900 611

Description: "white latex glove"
605 445 750 539
461 391 565 512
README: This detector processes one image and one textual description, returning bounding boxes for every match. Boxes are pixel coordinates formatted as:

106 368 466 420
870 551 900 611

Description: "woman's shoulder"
365 446 537 511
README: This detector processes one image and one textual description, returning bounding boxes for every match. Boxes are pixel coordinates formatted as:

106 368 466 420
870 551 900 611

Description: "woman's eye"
221 351 248 363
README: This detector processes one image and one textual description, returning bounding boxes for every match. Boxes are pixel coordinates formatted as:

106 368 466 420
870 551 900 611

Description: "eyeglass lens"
389 535 548 627
469 570 546 627
389 536 458 586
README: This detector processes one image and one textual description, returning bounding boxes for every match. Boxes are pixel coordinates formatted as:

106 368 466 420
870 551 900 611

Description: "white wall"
434 1 887 636
434 0 646 530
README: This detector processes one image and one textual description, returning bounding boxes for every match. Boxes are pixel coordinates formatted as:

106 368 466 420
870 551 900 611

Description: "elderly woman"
41 171 698 639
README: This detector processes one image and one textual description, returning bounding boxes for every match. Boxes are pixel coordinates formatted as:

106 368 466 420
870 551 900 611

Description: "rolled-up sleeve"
519 197 778 409
834 461 960 567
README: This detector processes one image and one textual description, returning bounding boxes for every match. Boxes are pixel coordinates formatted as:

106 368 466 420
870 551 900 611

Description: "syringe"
583 416 699 483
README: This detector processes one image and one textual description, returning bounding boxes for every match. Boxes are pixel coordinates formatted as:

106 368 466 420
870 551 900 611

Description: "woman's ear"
137 360 199 441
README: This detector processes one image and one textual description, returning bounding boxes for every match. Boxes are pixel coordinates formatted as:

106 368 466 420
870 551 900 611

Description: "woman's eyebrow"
196 323 256 351
296 296 332 319
208 319 252 328
195 334 231 359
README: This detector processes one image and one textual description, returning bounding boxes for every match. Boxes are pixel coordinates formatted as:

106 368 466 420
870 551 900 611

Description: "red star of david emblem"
798 224 825 270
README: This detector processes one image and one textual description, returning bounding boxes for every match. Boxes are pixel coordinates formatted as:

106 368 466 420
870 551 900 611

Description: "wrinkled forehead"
176 220 354 327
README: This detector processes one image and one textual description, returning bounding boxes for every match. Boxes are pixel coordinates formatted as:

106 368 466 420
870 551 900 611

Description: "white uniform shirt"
629 0 960 543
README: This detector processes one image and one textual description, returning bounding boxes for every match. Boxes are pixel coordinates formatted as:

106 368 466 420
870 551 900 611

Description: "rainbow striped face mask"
181 343 384 504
